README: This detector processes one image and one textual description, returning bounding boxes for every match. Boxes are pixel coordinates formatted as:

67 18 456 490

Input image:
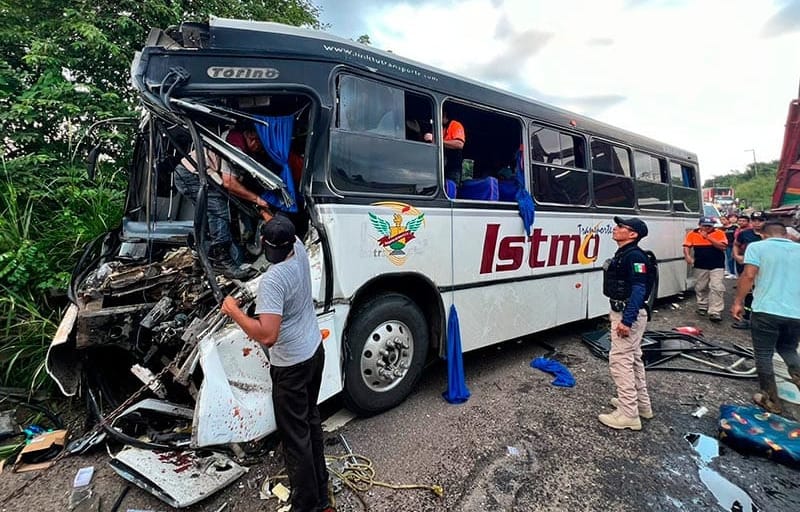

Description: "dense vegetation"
702 160 779 211
0 1 321 391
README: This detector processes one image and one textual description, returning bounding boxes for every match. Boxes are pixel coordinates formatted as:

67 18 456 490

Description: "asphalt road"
1 281 799 511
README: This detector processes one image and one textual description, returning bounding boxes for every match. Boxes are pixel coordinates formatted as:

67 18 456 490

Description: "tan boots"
598 409 642 431
609 397 654 420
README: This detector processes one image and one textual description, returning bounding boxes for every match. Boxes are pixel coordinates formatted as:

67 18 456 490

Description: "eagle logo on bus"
368 202 425 266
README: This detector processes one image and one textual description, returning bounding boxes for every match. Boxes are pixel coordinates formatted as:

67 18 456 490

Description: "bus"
46 18 701 447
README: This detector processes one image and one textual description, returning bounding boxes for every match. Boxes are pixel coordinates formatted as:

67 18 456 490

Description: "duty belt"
610 299 627 312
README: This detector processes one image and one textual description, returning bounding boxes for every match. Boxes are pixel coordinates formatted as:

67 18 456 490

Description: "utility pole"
744 149 758 176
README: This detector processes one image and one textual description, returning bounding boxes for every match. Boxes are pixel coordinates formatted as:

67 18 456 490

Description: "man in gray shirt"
221 215 329 512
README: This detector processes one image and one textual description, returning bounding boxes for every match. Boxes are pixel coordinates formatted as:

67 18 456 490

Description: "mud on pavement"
1 281 798 511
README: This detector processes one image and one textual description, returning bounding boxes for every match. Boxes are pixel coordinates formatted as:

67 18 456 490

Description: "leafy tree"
0 1 322 390
702 160 779 211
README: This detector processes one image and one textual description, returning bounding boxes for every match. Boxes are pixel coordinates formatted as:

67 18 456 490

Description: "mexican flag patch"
633 263 647 273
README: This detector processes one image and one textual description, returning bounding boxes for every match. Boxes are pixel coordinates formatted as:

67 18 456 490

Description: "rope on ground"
325 453 444 510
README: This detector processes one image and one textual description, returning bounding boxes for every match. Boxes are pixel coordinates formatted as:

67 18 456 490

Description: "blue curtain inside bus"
255 114 298 213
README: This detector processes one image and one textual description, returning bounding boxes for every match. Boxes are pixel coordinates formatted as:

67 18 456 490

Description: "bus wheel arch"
342 274 444 415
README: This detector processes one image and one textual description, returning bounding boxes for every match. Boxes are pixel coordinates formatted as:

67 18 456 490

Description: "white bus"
47 18 701 447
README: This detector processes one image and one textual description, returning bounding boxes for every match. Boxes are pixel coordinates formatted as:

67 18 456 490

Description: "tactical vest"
602 244 643 301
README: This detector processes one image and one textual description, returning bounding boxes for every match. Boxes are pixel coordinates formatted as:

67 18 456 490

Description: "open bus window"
634 151 670 211
670 161 700 212
442 101 523 201
591 139 634 208
530 123 588 205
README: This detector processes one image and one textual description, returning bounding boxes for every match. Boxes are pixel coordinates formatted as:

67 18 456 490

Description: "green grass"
0 159 125 391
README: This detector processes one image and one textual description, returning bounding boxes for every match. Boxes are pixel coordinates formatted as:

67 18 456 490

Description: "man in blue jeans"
731 221 800 414
174 129 271 279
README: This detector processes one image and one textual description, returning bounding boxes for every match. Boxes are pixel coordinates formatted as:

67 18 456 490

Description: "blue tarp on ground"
530 357 575 387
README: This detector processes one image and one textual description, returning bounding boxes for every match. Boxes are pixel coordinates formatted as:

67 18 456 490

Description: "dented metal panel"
192 325 274 447
109 447 246 508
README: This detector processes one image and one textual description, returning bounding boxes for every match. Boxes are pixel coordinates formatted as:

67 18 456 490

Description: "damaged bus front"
46 20 348 448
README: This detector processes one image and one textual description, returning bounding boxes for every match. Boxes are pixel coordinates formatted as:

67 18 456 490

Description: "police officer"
599 216 654 431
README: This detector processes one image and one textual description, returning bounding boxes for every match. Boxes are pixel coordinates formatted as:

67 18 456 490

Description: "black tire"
343 293 429 416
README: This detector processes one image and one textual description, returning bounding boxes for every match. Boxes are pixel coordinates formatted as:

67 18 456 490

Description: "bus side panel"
315 203 453 300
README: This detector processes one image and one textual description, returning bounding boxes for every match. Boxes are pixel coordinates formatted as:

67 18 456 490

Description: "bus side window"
331 75 437 197
635 151 669 211
591 139 634 208
441 101 522 202
670 161 699 212
530 123 588 206
337 75 432 144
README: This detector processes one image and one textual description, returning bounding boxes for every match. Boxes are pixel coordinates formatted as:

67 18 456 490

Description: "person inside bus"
424 108 465 183
174 127 271 279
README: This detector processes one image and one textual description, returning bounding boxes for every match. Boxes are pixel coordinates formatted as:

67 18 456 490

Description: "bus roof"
143 17 699 163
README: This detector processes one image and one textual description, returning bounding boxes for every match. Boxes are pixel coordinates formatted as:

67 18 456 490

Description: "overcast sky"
314 0 800 181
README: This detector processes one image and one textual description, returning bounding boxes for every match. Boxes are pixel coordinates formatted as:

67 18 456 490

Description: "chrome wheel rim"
359 320 414 392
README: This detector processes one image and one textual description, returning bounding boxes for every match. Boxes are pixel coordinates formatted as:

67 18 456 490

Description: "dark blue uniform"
603 243 650 326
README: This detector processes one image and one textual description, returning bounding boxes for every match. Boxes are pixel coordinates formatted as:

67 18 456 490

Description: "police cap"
613 216 648 239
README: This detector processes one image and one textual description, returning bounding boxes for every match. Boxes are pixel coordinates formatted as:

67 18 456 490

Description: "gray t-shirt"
255 239 321 367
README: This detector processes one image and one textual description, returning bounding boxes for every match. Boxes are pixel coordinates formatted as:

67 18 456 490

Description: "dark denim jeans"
174 164 244 264
750 312 800 387
724 246 736 275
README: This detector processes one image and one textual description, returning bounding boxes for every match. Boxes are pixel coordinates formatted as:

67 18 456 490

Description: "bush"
0 161 126 390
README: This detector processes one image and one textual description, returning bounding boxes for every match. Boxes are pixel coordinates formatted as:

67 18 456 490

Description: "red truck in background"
702 186 735 211
771 84 800 219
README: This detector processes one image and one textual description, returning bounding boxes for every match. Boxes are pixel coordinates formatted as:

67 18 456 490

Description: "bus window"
530 123 588 205
337 75 433 142
331 75 437 196
591 139 634 208
634 151 669 211
439 101 522 201
670 161 700 212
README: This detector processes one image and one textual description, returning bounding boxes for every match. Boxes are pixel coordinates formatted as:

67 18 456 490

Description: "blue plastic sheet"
442 304 470 404
530 356 575 387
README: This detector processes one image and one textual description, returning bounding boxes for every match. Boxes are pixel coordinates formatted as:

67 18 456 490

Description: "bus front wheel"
343 293 429 416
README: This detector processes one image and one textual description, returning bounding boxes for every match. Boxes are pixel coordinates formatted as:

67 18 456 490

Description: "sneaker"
725 274 737 280
709 313 722 323
731 319 751 330
598 409 642 431
610 397 654 419
696 309 707 316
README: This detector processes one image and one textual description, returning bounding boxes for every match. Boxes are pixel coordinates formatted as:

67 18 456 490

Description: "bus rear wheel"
343 293 429 416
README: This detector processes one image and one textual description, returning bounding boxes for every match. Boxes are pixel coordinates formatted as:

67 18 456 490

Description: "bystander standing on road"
683 217 728 322
221 216 331 512
598 216 654 431
731 221 800 414
722 213 739 278
732 211 767 329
